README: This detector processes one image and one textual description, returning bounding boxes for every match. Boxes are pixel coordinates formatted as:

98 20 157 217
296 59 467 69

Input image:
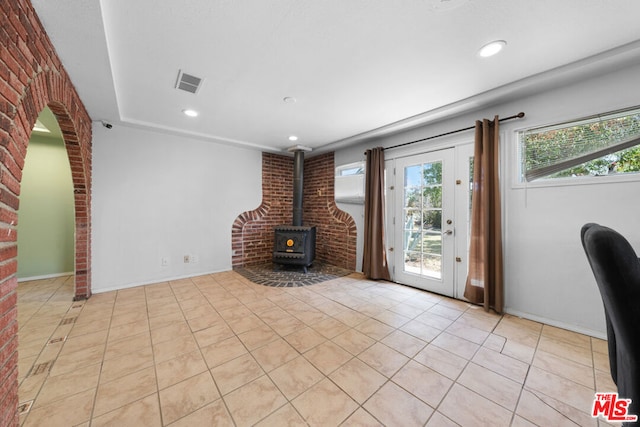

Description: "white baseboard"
91 268 231 294
17 272 74 282
505 308 606 340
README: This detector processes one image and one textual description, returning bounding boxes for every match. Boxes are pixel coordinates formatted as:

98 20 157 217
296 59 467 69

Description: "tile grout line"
18 277 85 424
85 287 117 426
17 273 612 426
178 275 238 426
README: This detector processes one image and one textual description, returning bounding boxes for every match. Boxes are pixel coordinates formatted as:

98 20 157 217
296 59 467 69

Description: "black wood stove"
273 225 316 273
273 146 316 273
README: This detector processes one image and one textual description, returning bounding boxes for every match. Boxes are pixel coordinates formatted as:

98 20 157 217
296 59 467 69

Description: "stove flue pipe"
292 151 304 226
288 145 312 227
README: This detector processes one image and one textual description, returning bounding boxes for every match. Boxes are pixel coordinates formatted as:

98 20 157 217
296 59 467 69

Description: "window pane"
422 209 441 230
422 254 442 279
404 187 421 208
404 251 422 274
423 162 442 185
339 167 362 176
403 230 423 252
423 228 442 255
544 145 640 179
520 106 640 181
403 209 422 231
423 186 442 209
336 162 365 177
405 165 422 187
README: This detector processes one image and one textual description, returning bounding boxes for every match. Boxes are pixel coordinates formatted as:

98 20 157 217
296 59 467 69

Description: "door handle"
444 229 453 235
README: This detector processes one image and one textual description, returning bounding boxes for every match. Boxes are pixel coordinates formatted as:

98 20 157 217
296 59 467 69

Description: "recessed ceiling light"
32 119 50 133
288 135 298 141
478 40 507 58
183 109 199 117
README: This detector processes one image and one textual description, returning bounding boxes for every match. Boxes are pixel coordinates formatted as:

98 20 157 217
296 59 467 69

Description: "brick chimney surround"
232 152 357 271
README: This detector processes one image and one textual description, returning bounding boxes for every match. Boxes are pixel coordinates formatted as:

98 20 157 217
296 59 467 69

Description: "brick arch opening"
13 77 92 300
1 1 93 424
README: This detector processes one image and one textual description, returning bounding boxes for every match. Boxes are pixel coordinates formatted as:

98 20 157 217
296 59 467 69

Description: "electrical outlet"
191 254 199 264
183 255 190 263
161 257 169 267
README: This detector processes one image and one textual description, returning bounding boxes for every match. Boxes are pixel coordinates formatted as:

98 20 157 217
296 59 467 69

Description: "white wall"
335 60 640 337
92 125 262 292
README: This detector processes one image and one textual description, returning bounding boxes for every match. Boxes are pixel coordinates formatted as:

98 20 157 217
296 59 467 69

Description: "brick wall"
303 152 357 270
0 1 92 425
232 153 293 266
232 151 356 270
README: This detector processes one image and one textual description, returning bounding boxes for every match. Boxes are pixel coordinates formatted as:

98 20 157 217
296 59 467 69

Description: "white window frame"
335 161 366 204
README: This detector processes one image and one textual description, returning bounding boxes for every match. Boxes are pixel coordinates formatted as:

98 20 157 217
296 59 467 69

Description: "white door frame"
386 142 474 299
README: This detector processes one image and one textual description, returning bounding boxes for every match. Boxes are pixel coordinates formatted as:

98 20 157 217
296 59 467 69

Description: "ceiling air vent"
175 70 203 94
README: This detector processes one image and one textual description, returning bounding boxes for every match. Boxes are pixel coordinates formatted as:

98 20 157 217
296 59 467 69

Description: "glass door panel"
394 149 454 295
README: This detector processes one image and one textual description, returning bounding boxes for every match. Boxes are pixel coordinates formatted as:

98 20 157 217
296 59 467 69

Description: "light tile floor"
16 272 620 426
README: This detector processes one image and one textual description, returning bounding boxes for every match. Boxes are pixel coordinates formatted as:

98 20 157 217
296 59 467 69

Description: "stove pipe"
288 145 312 226
292 150 303 226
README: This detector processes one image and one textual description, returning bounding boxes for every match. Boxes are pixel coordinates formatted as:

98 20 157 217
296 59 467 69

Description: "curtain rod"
366 112 525 154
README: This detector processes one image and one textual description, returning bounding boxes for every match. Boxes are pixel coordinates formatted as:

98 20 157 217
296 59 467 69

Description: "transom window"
518 106 640 182
335 162 365 177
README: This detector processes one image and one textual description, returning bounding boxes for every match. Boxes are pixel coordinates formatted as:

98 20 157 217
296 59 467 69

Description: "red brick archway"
1 1 93 425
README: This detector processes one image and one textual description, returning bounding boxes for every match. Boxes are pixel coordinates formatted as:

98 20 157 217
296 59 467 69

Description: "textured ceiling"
32 0 640 153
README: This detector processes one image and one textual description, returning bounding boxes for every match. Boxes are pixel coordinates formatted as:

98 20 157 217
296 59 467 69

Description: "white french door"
388 144 474 298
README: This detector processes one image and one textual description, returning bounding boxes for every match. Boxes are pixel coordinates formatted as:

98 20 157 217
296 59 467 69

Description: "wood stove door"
391 149 455 296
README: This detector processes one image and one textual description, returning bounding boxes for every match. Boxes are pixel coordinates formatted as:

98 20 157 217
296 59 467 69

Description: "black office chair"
581 223 640 420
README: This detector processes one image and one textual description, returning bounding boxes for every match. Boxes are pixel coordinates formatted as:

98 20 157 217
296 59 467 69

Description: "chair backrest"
581 223 640 323
581 223 640 415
